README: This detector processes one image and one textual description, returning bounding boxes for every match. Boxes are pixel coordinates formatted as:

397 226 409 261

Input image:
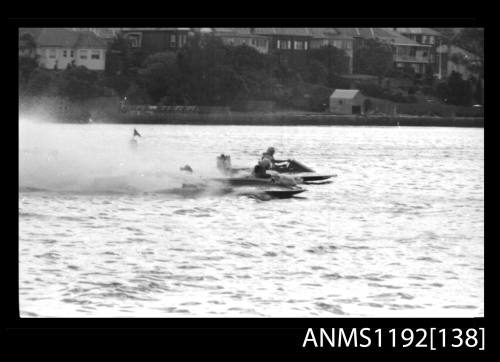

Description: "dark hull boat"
219 159 335 183
210 176 306 198
273 160 335 182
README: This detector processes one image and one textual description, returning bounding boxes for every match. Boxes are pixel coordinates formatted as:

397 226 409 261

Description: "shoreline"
98 112 484 128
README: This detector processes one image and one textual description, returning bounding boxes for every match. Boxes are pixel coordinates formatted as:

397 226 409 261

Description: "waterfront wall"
19 96 483 127
111 111 483 128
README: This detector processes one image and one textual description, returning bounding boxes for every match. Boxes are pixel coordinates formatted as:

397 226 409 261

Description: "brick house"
336 28 432 75
210 28 270 54
120 28 191 53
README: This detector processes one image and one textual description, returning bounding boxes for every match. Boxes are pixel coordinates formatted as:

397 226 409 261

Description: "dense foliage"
353 39 394 82
19 35 352 110
19 31 483 109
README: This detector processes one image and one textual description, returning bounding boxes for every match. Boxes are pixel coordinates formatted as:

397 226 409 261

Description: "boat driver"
253 158 272 178
262 147 288 170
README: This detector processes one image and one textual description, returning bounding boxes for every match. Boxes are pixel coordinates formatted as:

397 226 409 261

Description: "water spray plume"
19 119 223 194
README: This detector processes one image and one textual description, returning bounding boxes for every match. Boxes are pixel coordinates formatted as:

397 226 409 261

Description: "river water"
19 122 484 317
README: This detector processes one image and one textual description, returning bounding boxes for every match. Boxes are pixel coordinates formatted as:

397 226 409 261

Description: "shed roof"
330 89 361 99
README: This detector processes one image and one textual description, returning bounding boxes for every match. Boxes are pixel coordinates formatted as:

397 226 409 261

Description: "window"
429 36 435 45
79 50 88 59
91 50 100 59
127 33 142 48
333 40 342 49
48 49 56 58
70 50 74 57
278 39 291 49
338 100 343 105
170 34 176 48
178 34 187 47
63 50 67 57
257 39 267 47
294 41 305 50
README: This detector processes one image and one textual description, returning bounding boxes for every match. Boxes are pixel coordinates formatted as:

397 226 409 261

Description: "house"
436 44 482 80
393 28 442 73
210 28 270 53
33 28 107 70
308 28 354 74
253 28 313 51
120 28 191 53
329 89 366 114
251 28 316 67
382 28 433 75
393 28 441 48
336 28 432 75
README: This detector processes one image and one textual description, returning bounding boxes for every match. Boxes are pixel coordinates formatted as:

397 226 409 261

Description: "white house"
34 28 107 70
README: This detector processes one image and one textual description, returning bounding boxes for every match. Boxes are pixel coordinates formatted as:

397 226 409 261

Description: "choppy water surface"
19 124 484 317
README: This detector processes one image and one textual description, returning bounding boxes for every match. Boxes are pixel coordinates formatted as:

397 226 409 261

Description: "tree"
446 71 473 106
138 51 180 103
57 66 111 100
226 44 266 72
19 56 39 89
176 35 250 105
19 33 37 57
24 68 55 96
307 45 350 86
106 34 133 76
353 39 394 85
456 28 483 57
300 59 328 86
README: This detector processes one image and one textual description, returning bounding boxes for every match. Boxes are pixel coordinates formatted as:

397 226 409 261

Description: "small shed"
329 89 366 115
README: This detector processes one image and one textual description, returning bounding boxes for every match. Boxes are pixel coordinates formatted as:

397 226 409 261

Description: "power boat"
211 172 306 198
272 159 335 182
216 154 335 183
